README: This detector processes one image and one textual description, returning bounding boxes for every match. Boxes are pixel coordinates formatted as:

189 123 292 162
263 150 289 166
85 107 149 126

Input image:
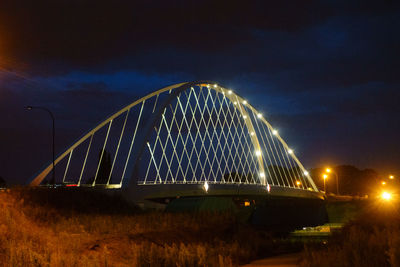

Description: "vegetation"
0 187 298 266
310 165 384 195
300 200 400 267
0 176 6 188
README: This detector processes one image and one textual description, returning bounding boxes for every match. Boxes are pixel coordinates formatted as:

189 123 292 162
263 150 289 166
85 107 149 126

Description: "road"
242 253 301 267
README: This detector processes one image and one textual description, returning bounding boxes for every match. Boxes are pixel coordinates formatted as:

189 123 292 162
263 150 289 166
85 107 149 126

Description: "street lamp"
322 174 328 193
389 175 394 179
25 106 55 185
326 167 339 195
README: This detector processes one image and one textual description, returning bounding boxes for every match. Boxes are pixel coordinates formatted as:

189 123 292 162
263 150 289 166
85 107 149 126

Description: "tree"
0 176 6 188
310 165 379 195
86 149 112 185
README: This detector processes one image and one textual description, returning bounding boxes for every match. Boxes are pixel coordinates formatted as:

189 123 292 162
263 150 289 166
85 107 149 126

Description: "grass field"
300 197 400 267
0 187 302 266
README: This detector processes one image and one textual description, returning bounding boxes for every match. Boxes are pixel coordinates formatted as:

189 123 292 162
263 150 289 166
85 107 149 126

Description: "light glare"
381 192 392 200
203 181 209 192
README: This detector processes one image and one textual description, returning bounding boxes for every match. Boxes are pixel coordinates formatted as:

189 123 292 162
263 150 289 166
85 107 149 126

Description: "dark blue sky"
0 0 399 184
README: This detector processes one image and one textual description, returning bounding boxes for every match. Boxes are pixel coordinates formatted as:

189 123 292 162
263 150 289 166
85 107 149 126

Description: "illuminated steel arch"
30 81 318 192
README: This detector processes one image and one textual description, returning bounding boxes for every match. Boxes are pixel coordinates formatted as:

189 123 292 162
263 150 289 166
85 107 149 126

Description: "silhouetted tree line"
222 165 304 185
310 165 382 196
223 172 255 183
0 176 6 188
86 149 112 185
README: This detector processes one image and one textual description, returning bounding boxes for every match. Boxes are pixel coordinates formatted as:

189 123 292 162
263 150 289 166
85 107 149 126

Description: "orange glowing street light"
382 181 386 185
389 175 394 179
296 181 301 187
381 191 392 201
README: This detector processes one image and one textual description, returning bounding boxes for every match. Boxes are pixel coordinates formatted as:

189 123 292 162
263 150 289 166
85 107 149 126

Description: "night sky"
1 0 399 185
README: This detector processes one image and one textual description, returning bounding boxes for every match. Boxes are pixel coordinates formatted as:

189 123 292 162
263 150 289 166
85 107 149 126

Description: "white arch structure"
30 81 318 193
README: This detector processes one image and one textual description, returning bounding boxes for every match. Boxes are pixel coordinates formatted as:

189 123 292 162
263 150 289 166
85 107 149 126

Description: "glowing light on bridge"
203 181 209 192
272 130 278 135
257 113 262 118
288 149 293 154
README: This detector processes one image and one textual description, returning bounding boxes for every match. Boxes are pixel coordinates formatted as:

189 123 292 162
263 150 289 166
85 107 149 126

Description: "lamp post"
326 168 339 195
322 174 328 193
25 106 55 185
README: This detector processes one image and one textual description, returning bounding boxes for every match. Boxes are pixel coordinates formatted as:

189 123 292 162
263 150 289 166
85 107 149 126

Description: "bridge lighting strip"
235 94 261 184
77 134 93 186
253 111 290 186
107 109 130 185
62 149 73 183
167 97 189 183
177 92 197 183
120 100 145 186
93 119 113 186
202 88 228 183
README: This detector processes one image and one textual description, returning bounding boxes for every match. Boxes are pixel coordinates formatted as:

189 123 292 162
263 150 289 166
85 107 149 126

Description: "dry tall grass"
300 200 400 267
0 187 278 266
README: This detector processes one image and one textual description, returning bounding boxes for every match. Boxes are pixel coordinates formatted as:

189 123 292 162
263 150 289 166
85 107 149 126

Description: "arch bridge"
30 81 321 201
